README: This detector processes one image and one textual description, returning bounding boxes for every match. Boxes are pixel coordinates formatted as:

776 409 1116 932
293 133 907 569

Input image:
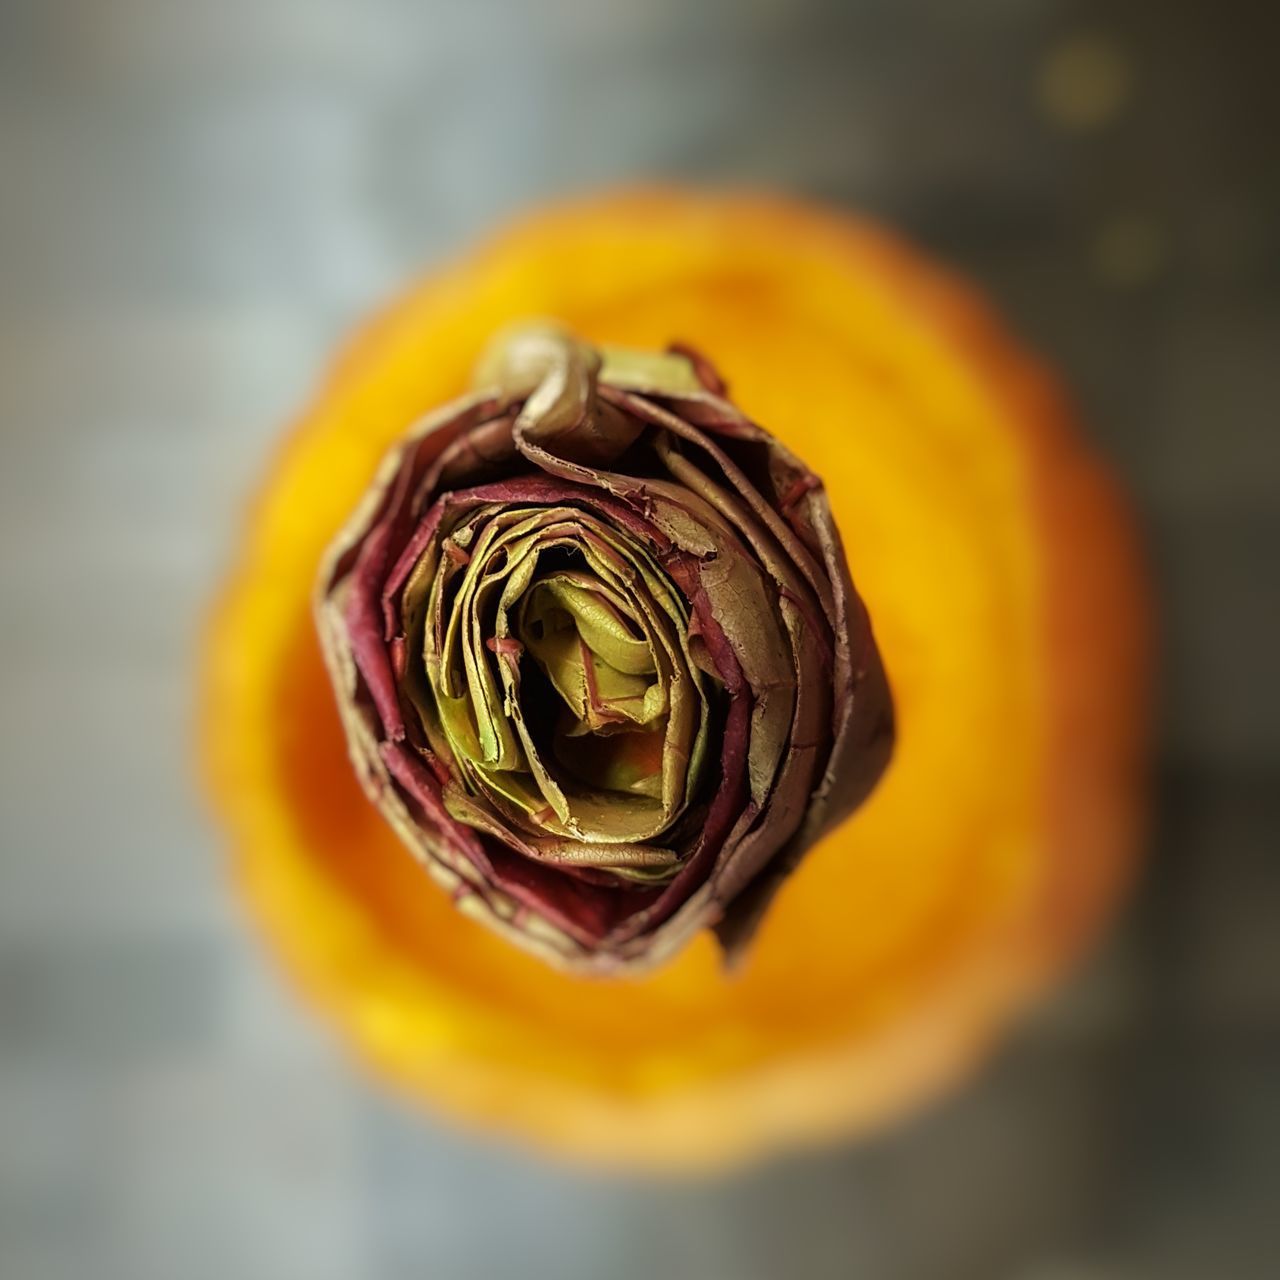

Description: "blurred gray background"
2 1 1278 1278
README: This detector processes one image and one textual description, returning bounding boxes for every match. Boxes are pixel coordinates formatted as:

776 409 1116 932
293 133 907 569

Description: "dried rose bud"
316 326 892 974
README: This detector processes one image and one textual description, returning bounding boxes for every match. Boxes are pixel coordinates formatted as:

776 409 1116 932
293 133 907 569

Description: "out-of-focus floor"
1 2 1277 1278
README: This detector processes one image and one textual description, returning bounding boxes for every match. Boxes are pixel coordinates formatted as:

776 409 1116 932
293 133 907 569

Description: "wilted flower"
317 326 892 973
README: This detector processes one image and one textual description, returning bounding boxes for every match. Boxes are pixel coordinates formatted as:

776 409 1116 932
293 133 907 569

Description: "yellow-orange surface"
203 190 1148 1170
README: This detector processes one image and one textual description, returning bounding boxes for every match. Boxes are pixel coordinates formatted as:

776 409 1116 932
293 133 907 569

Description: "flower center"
402 501 717 881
